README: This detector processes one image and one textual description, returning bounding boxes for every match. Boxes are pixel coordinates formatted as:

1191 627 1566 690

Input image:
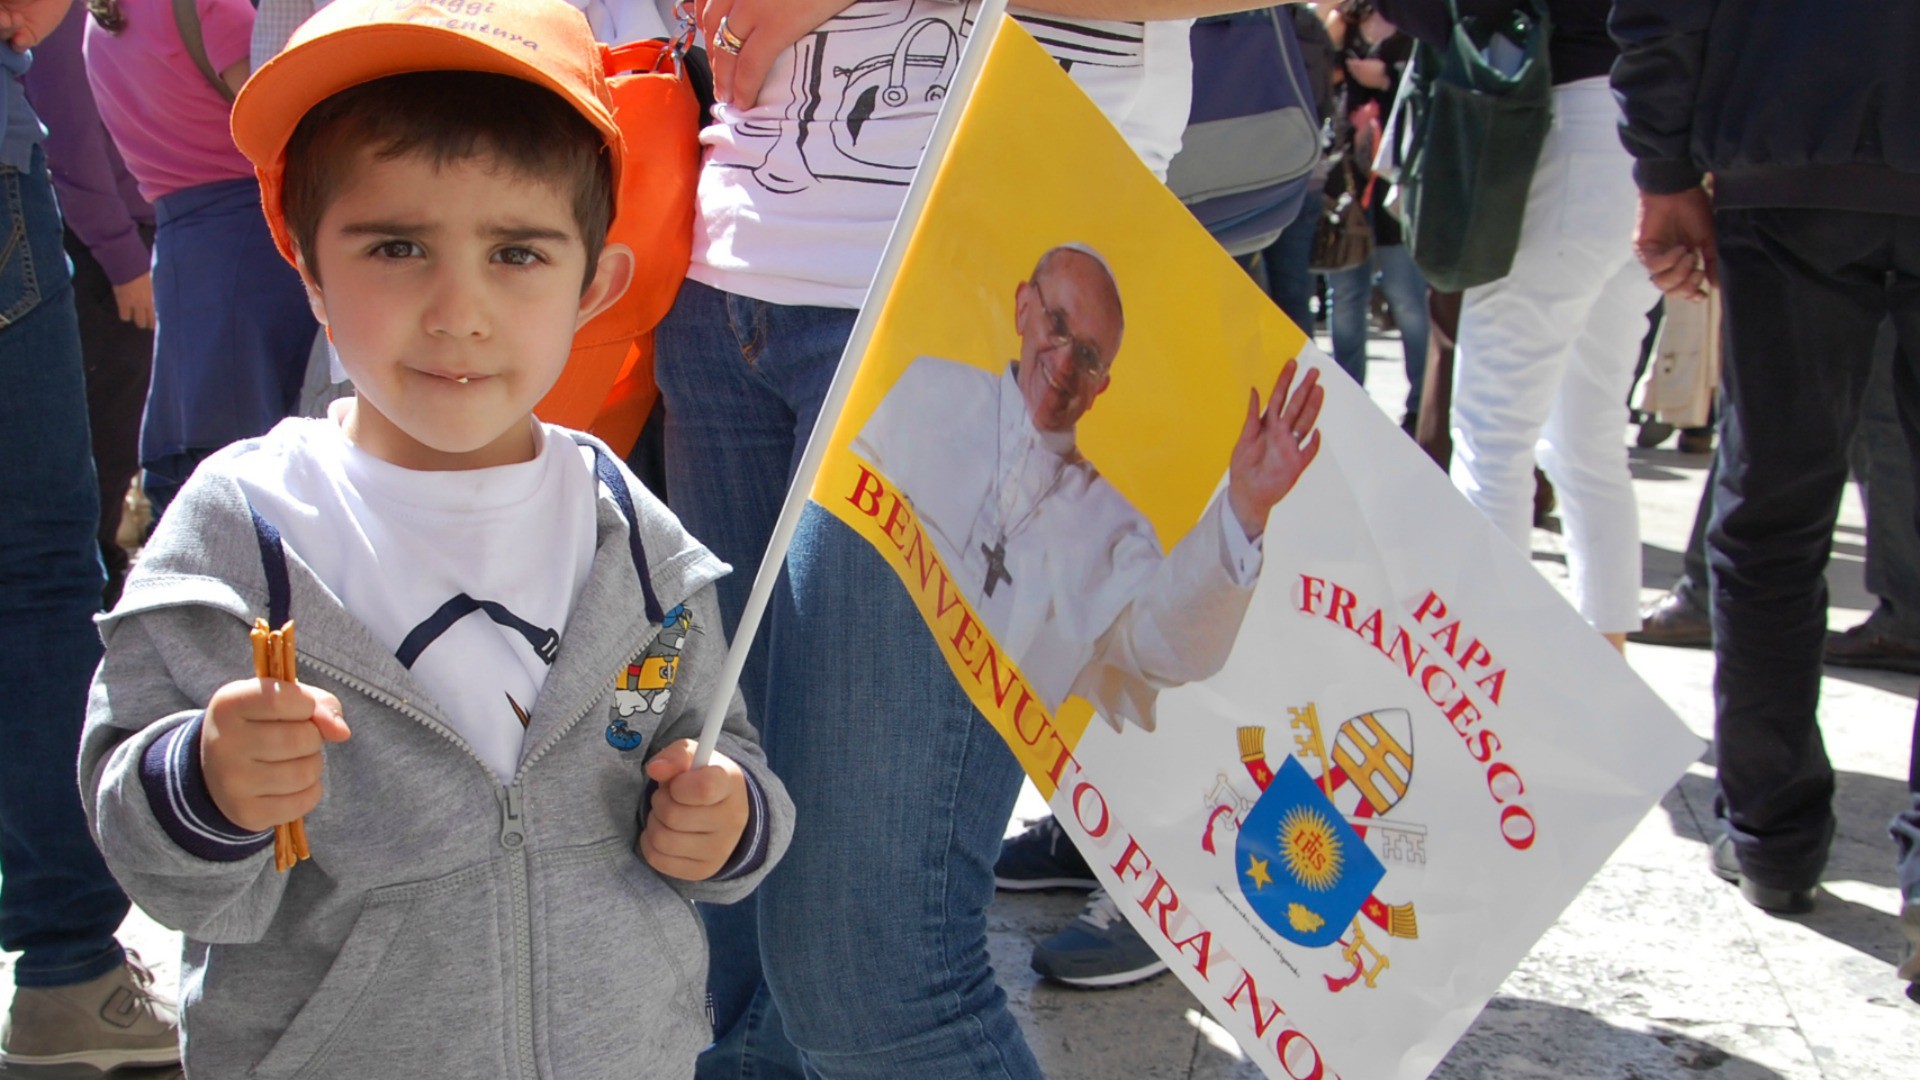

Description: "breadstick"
252 618 311 872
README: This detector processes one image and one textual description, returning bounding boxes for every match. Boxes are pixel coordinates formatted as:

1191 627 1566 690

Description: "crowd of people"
1 0 1916 1075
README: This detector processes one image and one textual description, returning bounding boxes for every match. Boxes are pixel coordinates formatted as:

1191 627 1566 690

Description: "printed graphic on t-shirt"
722 0 1145 194
395 592 561 732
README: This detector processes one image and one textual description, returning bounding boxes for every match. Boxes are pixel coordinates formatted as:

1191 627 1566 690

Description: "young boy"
77 1 792 1076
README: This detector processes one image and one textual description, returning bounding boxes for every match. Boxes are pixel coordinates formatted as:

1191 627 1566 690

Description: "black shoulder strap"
577 436 666 625
248 505 292 628
172 0 238 104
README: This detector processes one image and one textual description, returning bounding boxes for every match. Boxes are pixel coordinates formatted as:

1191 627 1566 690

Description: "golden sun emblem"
1278 805 1343 892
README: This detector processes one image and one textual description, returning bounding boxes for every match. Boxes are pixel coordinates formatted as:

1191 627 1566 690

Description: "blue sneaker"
995 815 1096 891
1030 891 1169 988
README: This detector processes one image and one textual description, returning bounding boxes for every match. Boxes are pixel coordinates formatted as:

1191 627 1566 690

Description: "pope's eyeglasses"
1029 277 1110 385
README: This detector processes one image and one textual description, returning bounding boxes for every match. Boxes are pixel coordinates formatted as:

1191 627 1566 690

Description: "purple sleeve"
18 7 153 285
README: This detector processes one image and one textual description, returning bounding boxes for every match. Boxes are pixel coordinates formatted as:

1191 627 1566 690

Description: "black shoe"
995 815 1096 892
1635 420 1676 449
1627 588 1712 648
1676 428 1714 455
1709 835 1816 915
1823 623 1920 676
1531 468 1556 528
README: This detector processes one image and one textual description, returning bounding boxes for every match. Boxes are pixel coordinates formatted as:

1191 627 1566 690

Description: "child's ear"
293 248 329 328
576 242 635 328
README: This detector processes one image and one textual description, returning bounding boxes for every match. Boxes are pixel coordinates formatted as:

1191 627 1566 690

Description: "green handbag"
1396 0 1553 292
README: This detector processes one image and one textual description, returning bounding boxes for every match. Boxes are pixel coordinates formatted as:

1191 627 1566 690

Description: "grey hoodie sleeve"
82 606 293 943
642 583 793 906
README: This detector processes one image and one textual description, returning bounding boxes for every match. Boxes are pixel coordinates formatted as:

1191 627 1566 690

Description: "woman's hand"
697 0 856 110
1345 56 1390 91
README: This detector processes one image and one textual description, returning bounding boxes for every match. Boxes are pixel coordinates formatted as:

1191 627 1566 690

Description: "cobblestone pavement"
4 331 1915 1078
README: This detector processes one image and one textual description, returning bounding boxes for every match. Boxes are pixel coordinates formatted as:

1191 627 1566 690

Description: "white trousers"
1450 77 1656 633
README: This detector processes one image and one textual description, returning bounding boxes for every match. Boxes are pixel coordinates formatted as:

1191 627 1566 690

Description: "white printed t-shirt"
690 1 1194 309
234 409 599 783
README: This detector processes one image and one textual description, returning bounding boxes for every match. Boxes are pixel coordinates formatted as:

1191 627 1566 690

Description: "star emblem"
1245 855 1273 891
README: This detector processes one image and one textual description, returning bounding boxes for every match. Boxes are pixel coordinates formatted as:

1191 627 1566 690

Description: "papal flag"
695 7 1703 1078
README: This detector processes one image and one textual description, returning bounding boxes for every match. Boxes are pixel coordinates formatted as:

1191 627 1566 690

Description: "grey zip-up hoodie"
80 435 793 1079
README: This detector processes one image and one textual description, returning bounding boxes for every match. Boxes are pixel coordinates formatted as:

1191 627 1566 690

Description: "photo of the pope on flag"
850 242 1324 732
682 6 1701 1078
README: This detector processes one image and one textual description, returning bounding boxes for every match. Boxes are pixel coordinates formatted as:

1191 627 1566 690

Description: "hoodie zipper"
302 657 495 776
497 784 534 1080
306 656 541 1078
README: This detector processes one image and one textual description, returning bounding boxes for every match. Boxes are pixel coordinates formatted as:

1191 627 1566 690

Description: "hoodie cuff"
1633 158 1706 196
709 770 772 883
139 715 275 862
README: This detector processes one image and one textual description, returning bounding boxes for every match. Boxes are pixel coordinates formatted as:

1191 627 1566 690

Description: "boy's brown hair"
281 71 614 289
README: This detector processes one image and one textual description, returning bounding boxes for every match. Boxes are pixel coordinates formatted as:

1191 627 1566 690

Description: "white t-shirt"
234 410 600 783
691 1 1193 309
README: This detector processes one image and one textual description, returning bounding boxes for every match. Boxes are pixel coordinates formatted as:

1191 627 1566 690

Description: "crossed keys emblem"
1287 705 1391 990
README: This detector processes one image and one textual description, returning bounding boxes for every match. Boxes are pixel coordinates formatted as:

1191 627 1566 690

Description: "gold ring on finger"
714 15 745 55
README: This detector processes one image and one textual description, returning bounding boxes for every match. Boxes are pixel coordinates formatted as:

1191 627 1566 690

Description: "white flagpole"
692 0 1013 766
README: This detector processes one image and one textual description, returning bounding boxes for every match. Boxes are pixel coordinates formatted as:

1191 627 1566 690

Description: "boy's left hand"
640 739 750 881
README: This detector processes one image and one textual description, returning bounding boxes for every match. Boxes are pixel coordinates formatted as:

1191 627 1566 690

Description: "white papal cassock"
852 357 1262 730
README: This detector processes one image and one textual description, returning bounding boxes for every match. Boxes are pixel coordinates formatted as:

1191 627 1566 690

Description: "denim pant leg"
656 280 1041 1080
761 506 1036 1080
657 280 846 1080
1374 244 1430 415
1325 257 1372 386
1260 188 1320 336
0 152 127 989
1708 207 1905 890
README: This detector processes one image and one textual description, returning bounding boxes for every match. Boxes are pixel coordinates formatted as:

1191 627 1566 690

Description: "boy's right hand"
200 679 351 834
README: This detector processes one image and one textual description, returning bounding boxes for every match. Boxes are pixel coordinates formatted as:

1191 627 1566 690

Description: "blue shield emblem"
1236 755 1385 947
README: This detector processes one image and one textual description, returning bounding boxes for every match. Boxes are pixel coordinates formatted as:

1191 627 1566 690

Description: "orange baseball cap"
231 0 625 265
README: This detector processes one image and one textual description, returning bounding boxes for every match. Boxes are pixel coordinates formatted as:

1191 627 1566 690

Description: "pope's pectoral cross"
981 541 1013 597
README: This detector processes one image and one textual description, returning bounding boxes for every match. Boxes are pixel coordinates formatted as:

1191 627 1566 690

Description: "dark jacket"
1610 1 1920 213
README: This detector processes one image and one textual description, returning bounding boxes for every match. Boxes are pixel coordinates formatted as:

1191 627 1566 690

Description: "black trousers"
1709 207 1920 891
64 225 153 606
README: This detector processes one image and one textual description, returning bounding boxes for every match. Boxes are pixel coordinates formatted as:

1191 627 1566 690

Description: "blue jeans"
0 149 127 989
654 279 1041 1080
1326 242 1430 415
1255 184 1320 336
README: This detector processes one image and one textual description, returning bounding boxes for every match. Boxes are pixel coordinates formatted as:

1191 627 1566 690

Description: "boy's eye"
495 246 544 267
373 240 422 260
